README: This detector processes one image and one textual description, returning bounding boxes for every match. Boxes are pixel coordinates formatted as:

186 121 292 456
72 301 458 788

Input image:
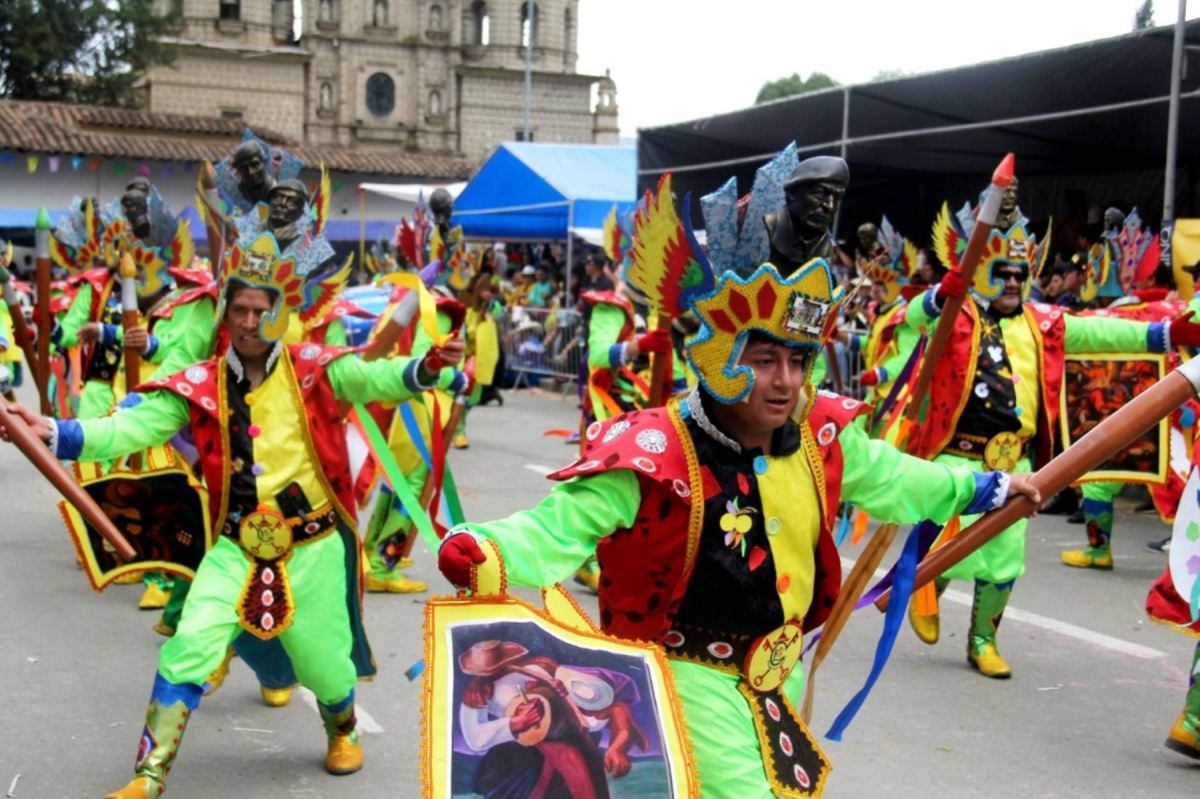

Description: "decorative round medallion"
765 697 782 722
185 365 208 384
176 382 194 397
602 420 631 443
261 589 275 607
261 612 275 631
585 421 603 441
200 396 217 412
574 459 601 472
706 641 733 660
238 508 293 561
662 630 685 648
817 422 837 446
631 456 656 474
299 344 321 361
795 765 811 788
672 479 691 498
262 567 275 585
635 428 668 454
779 732 794 757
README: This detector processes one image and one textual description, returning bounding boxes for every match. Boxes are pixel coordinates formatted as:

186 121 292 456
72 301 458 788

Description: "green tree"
1133 0 1154 30
754 72 838 104
0 0 178 108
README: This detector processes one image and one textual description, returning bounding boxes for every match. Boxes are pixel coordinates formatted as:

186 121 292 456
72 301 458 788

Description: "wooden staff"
873 353 1200 611
0 265 46 399
646 314 673 407
0 399 136 561
400 396 467 560
34 208 52 415
362 290 420 362
802 153 1016 721
119 253 140 393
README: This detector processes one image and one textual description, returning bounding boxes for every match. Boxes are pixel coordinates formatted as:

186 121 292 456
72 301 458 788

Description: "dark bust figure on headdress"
764 155 849 273
267 179 309 249
232 140 276 208
996 175 1023 231
120 188 153 242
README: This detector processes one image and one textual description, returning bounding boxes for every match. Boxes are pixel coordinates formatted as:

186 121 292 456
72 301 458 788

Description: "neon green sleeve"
587 304 626 370
322 317 349 347
57 283 94 348
810 351 827 386
76 390 190 461
877 320 922 379
839 420 979 522
151 297 216 373
462 470 642 587
327 353 425 403
1064 313 1150 354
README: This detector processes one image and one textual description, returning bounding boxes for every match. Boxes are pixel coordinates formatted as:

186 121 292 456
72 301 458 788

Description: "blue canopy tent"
450 143 636 298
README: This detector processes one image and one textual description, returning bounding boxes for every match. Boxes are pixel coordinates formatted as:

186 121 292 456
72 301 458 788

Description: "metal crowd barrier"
496 305 584 392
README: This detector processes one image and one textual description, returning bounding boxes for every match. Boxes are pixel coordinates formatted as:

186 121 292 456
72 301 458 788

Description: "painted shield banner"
59 445 212 591
422 573 699 798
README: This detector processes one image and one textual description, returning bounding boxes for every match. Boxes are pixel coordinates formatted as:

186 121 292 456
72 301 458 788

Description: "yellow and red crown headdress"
932 201 1051 302
219 232 351 343
626 172 846 404
50 198 107 274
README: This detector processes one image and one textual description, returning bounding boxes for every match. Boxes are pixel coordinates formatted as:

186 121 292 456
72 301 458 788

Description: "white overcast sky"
574 0 1200 136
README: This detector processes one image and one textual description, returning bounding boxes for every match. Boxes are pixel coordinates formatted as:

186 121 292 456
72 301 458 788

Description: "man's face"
224 287 275 360
535 268 548 283
268 188 306 230
236 152 267 191
1061 269 1081 294
786 180 844 238
992 265 1027 314
869 281 888 303
723 339 809 433
1046 274 1064 297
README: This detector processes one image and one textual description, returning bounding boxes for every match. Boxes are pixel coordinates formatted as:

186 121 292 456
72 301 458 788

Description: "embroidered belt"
662 622 830 797
223 504 338 640
945 430 1026 472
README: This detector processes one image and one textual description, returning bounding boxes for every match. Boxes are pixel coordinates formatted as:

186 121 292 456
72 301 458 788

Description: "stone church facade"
144 0 618 162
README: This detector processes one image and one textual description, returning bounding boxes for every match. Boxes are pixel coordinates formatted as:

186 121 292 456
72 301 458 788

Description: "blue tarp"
0 208 69 229
450 143 636 240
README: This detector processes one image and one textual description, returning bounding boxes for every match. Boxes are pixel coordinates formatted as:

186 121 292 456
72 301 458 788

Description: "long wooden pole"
119 253 140 394
802 153 1016 721
0 266 46 400
0 399 136 561
875 354 1200 611
34 208 52 415
646 314 672 407
361 290 420 362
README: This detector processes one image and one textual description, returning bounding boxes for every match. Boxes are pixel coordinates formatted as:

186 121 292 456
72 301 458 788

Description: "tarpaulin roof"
637 20 1200 243
450 143 636 241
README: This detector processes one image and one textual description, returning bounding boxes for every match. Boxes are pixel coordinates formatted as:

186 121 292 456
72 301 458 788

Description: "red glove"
634 329 671 355
438 533 487 587
858 368 882 387
1169 311 1200 348
936 268 967 304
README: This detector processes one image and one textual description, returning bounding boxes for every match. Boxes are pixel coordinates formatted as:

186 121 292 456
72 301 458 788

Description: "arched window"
428 3 443 30
372 0 388 27
320 81 334 110
365 72 395 117
319 0 335 23
470 1 489 45
520 1 537 49
429 90 442 116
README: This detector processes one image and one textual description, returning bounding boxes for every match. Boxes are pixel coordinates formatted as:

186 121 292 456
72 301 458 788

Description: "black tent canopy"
637 20 1200 252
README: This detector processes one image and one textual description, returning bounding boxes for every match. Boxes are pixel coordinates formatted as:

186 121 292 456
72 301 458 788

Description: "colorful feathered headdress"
50 198 108 274
627 165 847 404
1114 208 1161 296
218 232 351 343
858 216 917 303
932 201 1051 302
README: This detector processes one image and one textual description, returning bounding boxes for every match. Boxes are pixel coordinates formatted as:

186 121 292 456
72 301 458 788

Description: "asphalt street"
2 381 1198 798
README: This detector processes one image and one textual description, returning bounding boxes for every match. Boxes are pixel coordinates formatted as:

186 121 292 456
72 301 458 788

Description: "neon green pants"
936 452 1031 585
160 534 356 704
671 659 809 798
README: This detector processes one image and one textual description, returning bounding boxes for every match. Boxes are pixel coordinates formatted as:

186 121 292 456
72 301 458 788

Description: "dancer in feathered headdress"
434 145 1040 799
1 221 465 799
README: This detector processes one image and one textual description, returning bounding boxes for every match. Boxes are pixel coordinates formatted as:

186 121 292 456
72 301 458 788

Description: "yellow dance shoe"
967 643 1012 679
138 582 171 610
1059 548 1113 570
260 685 295 708
365 573 428 594
104 776 163 798
325 734 364 775
908 603 939 645
1165 713 1200 760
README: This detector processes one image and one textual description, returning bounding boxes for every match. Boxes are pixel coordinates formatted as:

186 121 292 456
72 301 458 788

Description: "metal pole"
564 200 573 304
1163 0 1187 226
522 1 533 141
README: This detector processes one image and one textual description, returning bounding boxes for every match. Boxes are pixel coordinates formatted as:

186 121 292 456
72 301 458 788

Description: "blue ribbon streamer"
834 506 853 548
404 659 426 682
869 334 926 431
825 521 926 742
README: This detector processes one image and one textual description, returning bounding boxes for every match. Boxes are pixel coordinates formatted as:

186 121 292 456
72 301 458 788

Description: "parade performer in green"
435 166 1041 798
902 199 1200 678
1 233 463 798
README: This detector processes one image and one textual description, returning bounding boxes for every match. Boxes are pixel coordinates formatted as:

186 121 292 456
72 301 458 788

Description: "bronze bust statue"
120 188 153 242
232 140 276 207
1103 206 1126 236
267 179 309 248
996 176 1022 231
764 155 849 274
